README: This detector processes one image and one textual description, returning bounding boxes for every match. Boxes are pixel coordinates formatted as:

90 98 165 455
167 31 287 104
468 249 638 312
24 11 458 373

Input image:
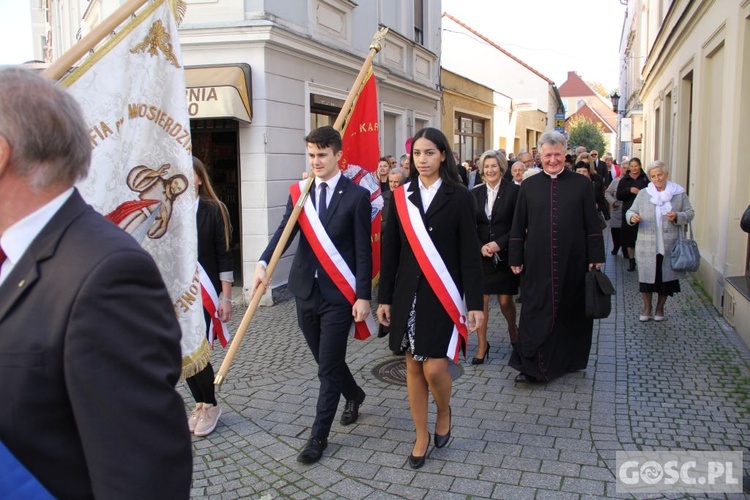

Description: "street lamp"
610 91 621 113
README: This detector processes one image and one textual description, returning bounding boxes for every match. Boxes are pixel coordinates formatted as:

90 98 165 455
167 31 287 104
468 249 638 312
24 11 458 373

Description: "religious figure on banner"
105 163 189 241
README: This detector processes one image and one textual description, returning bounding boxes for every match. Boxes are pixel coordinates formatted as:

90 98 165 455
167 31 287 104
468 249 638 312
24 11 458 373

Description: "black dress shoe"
297 437 328 464
627 258 636 272
408 434 430 469
340 389 366 426
434 406 451 448
471 343 490 365
514 373 539 383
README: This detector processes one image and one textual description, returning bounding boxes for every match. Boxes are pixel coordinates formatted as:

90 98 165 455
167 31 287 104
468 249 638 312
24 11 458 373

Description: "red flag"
339 69 383 282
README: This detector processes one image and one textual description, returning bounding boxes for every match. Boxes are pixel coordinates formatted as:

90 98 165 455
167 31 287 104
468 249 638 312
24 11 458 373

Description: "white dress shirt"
485 181 500 219
418 177 443 212
315 171 341 218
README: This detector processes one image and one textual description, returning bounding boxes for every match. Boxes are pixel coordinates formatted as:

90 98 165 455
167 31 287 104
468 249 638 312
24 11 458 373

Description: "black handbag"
585 269 616 319
670 222 700 272
741 205 750 233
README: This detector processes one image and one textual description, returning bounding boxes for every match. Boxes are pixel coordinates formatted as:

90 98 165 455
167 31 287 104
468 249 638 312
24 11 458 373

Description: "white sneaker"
194 404 221 437
188 403 204 433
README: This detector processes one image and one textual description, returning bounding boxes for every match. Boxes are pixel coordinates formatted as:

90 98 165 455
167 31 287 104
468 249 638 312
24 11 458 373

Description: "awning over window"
185 64 252 123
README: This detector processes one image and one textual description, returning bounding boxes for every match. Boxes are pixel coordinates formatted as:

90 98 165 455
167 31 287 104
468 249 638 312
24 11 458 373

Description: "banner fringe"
180 339 211 380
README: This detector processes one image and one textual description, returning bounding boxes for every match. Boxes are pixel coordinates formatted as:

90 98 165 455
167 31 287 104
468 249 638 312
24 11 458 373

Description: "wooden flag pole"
42 0 150 81
214 27 389 387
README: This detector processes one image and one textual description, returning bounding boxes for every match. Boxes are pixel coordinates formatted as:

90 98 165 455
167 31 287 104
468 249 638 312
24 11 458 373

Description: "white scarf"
646 180 684 234
646 180 684 215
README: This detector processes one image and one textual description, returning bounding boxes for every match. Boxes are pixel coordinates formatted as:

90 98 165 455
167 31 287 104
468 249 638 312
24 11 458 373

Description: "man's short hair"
517 151 533 163
0 67 91 190
538 131 568 152
389 167 407 179
304 125 342 154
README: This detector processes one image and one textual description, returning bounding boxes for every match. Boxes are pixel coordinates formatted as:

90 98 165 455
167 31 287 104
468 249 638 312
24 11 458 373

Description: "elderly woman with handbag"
626 161 694 322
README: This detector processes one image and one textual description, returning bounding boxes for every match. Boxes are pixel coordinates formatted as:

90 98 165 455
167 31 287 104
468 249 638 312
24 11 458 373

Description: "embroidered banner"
62 0 208 378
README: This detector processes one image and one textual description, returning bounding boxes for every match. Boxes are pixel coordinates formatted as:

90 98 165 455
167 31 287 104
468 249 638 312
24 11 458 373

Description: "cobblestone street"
183 248 750 499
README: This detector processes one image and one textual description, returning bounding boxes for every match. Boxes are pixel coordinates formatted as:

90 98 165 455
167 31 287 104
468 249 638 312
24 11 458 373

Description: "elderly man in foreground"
0 67 192 499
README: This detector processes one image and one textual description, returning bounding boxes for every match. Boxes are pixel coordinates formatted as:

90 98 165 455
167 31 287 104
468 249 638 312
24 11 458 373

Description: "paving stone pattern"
182 249 750 499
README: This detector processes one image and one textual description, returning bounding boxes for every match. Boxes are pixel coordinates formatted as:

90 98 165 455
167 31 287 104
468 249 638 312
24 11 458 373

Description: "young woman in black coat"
616 157 649 271
377 128 483 469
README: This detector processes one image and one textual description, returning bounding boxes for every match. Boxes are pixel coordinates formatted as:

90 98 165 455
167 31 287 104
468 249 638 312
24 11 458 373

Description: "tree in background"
587 81 610 98
568 117 606 154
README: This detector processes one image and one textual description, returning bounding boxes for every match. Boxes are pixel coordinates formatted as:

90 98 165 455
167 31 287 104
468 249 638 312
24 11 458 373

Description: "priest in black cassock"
508 132 605 383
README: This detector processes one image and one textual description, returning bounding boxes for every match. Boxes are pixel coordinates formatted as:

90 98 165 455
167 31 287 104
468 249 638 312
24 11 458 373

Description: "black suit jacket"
379 180 483 357
197 200 233 293
471 180 520 261
261 175 372 304
381 190 393 234
0 190 192 499
592 159 607 181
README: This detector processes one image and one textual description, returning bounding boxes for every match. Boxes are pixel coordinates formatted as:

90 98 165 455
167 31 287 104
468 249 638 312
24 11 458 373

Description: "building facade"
622 0 750 346
439 69 495 166
558 71 619 155
36 0 442 301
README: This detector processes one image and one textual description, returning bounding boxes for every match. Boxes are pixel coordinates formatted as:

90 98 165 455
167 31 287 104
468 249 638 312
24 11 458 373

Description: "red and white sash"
198 264 231 347
393 183 467 361
290 180 374 340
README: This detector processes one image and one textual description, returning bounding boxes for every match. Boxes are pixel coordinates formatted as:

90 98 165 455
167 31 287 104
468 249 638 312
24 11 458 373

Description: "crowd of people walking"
0 67 702 497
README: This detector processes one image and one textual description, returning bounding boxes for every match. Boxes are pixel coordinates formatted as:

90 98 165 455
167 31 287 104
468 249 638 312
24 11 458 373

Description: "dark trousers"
610 226 622 253
186 310 217 405
296 283 360 439
186 362 216 405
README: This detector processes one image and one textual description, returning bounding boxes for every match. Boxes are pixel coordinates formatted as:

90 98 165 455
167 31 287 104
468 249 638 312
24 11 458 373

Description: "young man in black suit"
253 126 372 464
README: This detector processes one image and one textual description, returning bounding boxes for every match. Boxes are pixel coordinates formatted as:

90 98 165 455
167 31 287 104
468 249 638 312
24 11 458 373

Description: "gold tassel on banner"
168 0 187 25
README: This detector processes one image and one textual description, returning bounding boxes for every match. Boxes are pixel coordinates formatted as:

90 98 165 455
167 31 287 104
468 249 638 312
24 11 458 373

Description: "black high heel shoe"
408 434 431 469
434 406 451 448
471 343 490 365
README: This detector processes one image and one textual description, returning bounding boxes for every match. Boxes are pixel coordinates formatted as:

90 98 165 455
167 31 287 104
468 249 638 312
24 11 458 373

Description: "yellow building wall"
440 69 494 160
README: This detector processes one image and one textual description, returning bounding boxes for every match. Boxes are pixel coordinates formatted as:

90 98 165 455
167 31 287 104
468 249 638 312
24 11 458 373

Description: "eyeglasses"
591 154 598 157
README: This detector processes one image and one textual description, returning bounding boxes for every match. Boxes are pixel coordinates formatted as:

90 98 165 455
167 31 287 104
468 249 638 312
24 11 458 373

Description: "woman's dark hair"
575 160 593 174
408 127 461 185
193 156 232 249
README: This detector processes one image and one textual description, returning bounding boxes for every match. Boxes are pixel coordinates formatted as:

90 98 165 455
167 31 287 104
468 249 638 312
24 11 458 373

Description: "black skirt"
639 254 680 296
621 215 639 248
482 257 519 295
